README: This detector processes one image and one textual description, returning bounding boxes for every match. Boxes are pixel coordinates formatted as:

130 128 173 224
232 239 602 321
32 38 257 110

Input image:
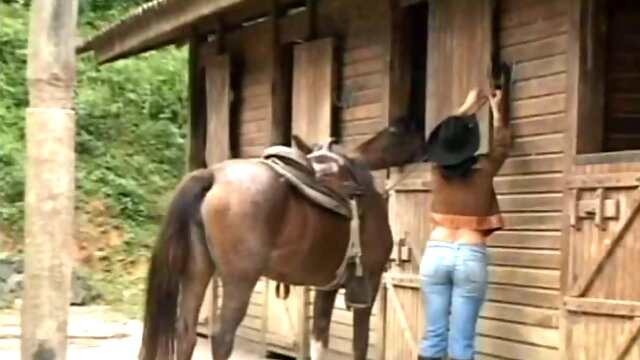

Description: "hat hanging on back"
425 114 480 166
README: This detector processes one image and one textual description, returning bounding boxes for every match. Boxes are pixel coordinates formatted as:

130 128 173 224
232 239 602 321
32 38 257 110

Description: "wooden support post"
269 0 292 146
385 281 417 356
374 281 387 360
188 31 207 171
21 0 79 359
297 287 310 359
305 0 317 41
214 17 225 55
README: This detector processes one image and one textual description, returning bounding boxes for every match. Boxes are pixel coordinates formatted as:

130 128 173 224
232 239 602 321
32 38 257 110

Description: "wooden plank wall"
200 21 275 347
471 0 570 358
309 0 392 358
225 21 273 159
315 0 391 192
200 0 394 355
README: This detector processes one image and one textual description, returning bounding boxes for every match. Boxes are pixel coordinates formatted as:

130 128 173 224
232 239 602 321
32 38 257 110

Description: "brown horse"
138 118 424 360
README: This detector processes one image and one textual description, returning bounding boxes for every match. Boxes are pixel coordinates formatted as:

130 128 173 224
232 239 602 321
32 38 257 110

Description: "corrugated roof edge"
76 0 176 54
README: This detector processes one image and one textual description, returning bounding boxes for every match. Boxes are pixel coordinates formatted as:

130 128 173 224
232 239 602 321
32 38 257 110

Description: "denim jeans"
418 241 489 360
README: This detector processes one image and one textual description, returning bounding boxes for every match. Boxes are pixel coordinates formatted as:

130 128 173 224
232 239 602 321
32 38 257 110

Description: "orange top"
429 124 511 235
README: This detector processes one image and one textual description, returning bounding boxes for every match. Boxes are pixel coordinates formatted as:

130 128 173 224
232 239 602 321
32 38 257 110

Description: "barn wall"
197 20 276 349
226 21 274 158
197 0 575 358
475 0 569 358
309 0 392 358
385 0 570 359
197 0 393 356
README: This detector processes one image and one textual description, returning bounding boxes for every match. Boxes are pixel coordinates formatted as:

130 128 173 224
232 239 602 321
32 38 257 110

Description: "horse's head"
352 116 425 170
292 135 366 200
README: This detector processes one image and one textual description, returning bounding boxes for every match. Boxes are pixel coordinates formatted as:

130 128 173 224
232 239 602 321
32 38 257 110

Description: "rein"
381 152 430 198
307 139 430 199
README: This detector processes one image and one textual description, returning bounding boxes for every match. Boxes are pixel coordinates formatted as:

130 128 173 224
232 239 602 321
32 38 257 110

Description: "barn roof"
77 0 247 64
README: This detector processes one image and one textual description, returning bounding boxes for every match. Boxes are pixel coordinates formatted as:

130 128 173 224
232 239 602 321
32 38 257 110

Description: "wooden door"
262 37 336 359
382 0 495 358
564 161 640 359
291 37 335 143
383 183 433 360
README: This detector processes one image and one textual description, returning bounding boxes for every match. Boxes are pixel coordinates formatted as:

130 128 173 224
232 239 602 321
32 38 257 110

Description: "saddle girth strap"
316 199 363 291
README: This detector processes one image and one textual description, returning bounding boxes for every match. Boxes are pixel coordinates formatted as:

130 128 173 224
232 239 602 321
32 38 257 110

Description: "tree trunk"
21 0 79 359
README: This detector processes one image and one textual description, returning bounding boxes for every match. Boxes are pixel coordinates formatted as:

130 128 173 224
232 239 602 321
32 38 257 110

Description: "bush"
1 0 188 313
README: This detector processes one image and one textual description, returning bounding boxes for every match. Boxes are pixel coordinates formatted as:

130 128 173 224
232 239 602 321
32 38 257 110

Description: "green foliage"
1 0 188 311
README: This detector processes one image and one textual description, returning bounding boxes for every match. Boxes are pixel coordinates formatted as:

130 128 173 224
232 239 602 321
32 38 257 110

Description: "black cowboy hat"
424 114 480 166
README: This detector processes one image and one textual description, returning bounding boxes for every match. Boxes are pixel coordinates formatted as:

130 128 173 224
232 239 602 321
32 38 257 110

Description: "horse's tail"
139 168 215 360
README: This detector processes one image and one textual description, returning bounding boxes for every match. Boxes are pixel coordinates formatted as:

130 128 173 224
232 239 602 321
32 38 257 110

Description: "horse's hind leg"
211 277 259 360
176 225 214 360
311 289 339 360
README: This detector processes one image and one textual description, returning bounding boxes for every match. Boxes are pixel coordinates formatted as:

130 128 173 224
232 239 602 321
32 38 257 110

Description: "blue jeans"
418 241 489 359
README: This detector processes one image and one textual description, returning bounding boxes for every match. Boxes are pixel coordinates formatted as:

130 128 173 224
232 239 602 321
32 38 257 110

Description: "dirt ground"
0 305 267 360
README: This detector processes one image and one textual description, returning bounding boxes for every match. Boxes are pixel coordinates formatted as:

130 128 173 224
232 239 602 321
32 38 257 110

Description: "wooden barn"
78 0 640 359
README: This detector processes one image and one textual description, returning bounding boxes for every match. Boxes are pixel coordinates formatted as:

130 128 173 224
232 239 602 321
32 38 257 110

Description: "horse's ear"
292 134 314 155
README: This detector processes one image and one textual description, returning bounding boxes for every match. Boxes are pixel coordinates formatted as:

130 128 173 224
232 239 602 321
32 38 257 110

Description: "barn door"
564 164 640 359
383 0 495 358
196 53 232 336
263 37 336 359
291 37 335 143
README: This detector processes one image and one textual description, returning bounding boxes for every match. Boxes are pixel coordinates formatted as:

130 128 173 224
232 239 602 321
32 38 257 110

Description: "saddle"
259 146 353 219
258 145 372 309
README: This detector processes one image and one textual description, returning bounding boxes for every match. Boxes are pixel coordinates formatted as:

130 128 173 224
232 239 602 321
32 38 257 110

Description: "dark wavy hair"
437 155 478 180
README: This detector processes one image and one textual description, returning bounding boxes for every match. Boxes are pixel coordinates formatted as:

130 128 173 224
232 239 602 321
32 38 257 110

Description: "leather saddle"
262 146 315 176
259 145 353 219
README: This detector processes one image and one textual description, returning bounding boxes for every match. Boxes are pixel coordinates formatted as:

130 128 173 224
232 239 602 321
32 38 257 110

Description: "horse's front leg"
352 275 382 360
311 289 339 360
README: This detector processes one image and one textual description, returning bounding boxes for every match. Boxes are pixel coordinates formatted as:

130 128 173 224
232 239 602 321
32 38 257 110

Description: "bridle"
381 150 429 198
306 137 429 200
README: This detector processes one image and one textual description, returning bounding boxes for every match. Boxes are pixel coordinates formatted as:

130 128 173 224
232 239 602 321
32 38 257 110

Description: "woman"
418 86 510 360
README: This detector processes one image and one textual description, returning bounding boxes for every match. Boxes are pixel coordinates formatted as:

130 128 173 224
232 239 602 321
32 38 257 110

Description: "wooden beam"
213 17 225 55
384 281 418 356
566 173 640 189
269 0 292 146
565 297 640 317
575 150 640 165
204 54 232 165
384 273 420 289
374 283 387 360
291 38 336 144
569 188 640 297
188 33 207 170
261 279 269 354
297 287 310 359
85 0 245 63
561 1 584 358
304 0 316 40
22 0 79 358
613 317 640 360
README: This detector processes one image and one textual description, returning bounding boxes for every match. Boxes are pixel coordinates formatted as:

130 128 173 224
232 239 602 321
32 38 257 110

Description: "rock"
0 261 13 282
5 273 23 295
0 256 21 280
11 258 23 274
71 272 99 306
0 255 101 307
0 273 23 308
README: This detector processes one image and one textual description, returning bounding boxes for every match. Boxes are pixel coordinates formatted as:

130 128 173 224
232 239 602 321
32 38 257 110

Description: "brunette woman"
418 86 510 360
